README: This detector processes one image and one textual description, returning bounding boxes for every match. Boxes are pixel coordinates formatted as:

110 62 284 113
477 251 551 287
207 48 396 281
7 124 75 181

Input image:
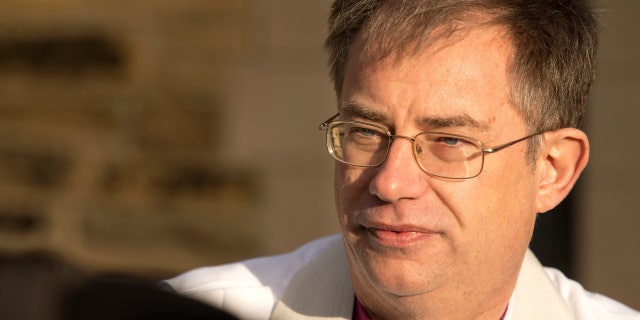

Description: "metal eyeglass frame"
319 113 543 179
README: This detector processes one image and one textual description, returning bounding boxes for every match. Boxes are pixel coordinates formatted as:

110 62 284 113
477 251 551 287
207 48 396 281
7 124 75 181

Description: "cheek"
446 162 537 233
334 164 351 221
334 164 370 208
469 164 538 241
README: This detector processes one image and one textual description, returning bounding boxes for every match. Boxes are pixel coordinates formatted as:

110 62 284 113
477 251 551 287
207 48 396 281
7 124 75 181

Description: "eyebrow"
340 103 490 131
340 103 386 122
421 114 490 131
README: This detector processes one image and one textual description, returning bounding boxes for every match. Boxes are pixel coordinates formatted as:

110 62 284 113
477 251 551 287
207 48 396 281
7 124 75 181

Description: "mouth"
363 224 438 247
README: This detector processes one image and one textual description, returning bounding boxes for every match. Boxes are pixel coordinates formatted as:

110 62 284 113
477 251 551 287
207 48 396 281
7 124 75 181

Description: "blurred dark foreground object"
0 251 237 320
61 275 239 320
0 251 82 320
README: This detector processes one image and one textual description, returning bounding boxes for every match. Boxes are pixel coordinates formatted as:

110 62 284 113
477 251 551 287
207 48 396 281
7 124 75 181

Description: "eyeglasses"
319 113 543 179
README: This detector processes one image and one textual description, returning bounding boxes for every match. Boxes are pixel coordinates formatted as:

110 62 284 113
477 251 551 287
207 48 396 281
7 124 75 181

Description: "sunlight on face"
335 24 539 311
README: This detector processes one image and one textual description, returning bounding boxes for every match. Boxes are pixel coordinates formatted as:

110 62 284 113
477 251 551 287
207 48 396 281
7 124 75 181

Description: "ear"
535 128 589 213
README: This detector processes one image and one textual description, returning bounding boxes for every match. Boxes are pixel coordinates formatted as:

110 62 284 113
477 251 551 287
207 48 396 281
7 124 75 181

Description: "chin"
348 240 449 298
371 263 446 297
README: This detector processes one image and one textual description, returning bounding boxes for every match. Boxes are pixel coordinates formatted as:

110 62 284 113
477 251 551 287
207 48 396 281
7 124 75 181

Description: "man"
162 1 640 319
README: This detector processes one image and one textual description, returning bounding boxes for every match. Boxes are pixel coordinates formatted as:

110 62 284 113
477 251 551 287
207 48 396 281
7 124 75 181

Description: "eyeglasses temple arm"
319 113 340 130
483 132 544 153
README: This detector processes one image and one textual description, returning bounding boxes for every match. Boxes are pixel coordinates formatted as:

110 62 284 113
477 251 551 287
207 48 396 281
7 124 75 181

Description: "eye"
436 136 471 146
430 134 477 150
351 126 379 137
440 136 462 146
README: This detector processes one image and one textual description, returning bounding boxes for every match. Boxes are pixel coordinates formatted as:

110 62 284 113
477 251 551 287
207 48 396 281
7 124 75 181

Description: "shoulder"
161 234 343 320
543 267 640 319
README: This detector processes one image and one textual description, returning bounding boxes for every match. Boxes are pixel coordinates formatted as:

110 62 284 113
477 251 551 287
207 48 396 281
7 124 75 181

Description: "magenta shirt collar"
353 296 369 320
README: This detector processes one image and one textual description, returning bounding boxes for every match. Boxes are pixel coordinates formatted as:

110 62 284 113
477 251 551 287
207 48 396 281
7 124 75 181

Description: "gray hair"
325 0 599 133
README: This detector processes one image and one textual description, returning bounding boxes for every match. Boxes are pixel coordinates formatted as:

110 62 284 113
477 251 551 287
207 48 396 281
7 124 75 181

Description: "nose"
369 136 429 202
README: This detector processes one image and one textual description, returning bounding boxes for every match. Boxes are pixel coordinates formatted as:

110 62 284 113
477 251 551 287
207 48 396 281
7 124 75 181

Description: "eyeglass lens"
327 122 484 179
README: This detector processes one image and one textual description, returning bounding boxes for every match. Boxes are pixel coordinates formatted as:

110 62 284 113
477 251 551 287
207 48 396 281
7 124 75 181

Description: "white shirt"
163 234 639 320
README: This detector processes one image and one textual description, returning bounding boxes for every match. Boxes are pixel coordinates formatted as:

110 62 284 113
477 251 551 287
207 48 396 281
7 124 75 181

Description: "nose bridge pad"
414 143 423 161
414 143 425 172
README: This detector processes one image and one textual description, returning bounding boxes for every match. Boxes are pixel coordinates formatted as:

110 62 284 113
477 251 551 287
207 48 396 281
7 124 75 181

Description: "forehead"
347 22 514 84
340 24 521 134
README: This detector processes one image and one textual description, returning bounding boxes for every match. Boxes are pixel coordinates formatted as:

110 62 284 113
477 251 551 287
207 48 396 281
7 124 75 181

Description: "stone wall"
0 0 336 277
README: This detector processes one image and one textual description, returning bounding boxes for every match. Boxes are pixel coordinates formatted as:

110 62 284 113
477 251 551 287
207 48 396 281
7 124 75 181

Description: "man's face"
335 25 540 302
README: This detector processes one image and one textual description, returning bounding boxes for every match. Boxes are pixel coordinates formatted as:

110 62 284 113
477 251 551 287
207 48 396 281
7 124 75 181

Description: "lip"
362 223 438 248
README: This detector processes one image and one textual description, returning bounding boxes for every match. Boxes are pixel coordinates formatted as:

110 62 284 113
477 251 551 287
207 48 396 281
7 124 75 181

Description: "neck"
361 292 510 320
353 272 515 320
